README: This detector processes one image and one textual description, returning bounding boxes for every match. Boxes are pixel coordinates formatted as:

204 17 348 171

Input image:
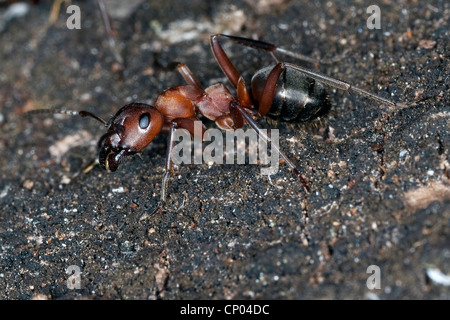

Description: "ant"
30 34 405 214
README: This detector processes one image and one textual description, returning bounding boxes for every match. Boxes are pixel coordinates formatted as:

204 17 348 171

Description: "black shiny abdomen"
251 66 331 122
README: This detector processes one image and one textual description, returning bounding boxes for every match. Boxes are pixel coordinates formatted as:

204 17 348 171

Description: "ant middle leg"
230 101 311 192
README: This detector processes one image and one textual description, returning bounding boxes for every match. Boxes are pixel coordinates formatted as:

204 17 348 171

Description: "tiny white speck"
366 292 380 300
399 149 409 158
4 3 29 21
427 268 450 286
112 186 125 193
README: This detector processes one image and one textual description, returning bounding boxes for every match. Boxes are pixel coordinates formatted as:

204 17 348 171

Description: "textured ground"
0 0 448 299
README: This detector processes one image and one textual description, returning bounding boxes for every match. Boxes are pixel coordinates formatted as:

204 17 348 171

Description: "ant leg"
95 0 124 67
213 34 403 107
175 63 250 108
257 62 399 110
213 34 338 66
161 122 177 203
282 62 399 107
210 34 241 88
230 101 311 193
210 35 253 108
237 77 253 108
176 58 252 111
211 35 310 189
152 118 205 215
152 121 178 215
255 64 285 117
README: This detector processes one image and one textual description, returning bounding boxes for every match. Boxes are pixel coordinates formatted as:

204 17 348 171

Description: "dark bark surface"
0 0 448 299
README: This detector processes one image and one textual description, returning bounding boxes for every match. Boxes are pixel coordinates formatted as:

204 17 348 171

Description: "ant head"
27 103 164 172
90 103 164 172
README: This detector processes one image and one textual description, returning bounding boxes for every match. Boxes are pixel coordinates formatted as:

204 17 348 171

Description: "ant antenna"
79 111 108 126
25 108 109 126
25 107 79 117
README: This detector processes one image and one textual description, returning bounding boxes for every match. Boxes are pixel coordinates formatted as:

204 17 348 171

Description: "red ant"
30 34 403 213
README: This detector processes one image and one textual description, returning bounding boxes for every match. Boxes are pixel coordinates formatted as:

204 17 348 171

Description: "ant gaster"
33 34 403 213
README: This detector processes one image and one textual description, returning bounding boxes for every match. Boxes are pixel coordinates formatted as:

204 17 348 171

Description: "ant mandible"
33 34 403 214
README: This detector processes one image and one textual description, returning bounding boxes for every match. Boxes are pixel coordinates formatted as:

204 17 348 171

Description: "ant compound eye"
139 113 150 129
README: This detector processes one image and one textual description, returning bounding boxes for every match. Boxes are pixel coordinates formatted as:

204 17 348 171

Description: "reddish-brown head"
97 103 164 172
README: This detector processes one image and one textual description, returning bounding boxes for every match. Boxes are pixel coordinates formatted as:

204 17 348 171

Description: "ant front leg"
151 120 179 215
152 117 205 215
157 121 177 212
